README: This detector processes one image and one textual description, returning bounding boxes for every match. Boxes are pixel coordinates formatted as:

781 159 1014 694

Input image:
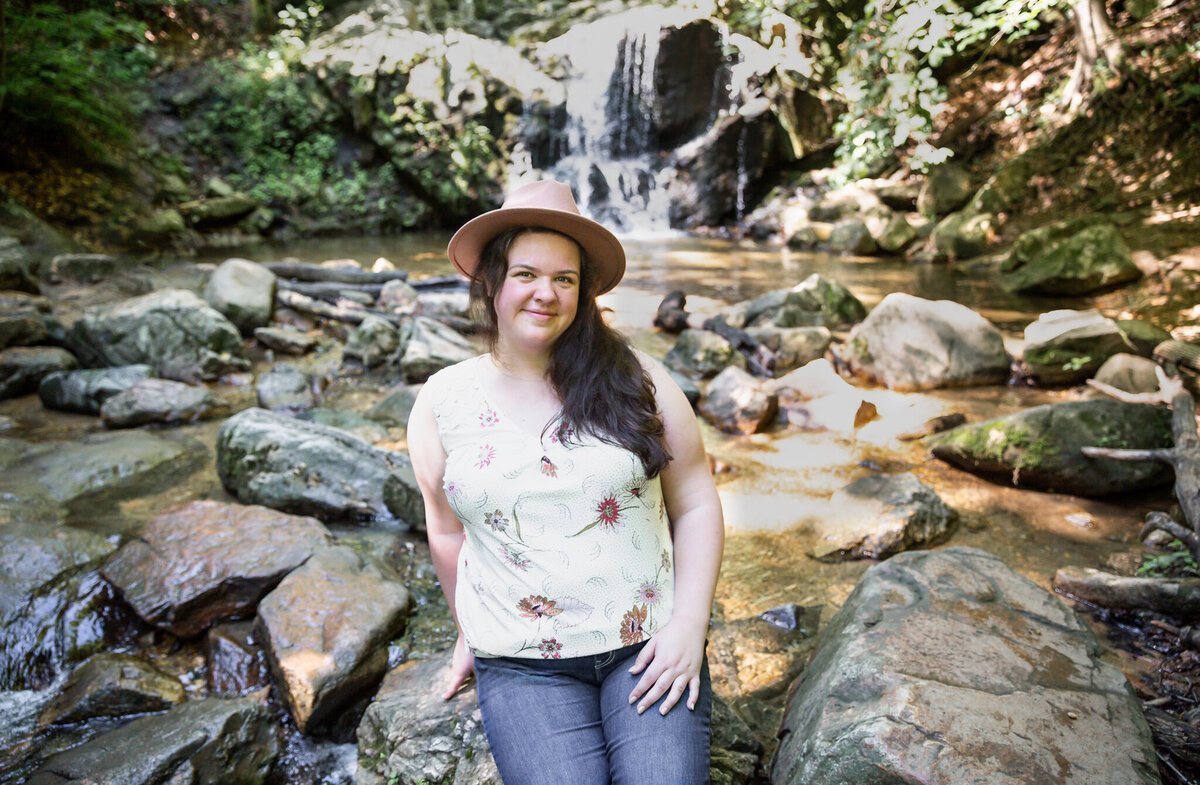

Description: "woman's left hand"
627 617 707 716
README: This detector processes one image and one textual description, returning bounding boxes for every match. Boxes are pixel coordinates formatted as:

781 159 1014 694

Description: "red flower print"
475 444 495 469
540 456 557 477
538 638 563 659
620 605 648 646
479 407 499 428
596 493 622 528
633 581 662 607
517 595 563 621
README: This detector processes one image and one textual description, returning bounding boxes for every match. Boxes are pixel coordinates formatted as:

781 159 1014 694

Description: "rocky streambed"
1 230 1197 783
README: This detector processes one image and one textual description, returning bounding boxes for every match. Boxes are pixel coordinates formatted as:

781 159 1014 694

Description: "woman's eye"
556 276 576 284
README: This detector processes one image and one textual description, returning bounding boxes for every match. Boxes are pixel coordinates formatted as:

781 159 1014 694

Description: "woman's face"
493 231 582 358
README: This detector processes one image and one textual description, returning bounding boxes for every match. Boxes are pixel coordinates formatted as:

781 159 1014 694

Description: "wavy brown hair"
470 227 671 478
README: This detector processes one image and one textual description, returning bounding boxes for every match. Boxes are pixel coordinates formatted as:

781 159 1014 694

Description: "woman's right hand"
443 633 476 700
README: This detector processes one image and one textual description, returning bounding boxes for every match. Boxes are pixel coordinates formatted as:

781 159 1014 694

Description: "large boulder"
843 293 1010 390
726 274 866 330
256 545 411 733
67 288 249 382
772 547 1159 785
810 473 958 561
37 652 184 726
1093 353 1161 394
0 346 78 399
216 407 412 523
203 257 277 334
0 307 48 349
930 211 997 260
1022 309 1133 386
26 696 279 785
101 500 331 638
699 366 778 434
37 364 152 414
665 329 744 378
1001 223 1142 295
396 316 476 383
100 377 217 427
931 399 1173 496
654 18 727 149
916 162 973 215
0 522 137 690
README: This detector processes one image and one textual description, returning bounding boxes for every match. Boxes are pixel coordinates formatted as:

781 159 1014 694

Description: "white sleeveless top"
425 354 675 659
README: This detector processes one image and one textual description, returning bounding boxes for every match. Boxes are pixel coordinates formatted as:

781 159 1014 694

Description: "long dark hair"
470 227 671 478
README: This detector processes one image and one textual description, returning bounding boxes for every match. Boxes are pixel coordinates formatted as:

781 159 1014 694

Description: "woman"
407 180 724 784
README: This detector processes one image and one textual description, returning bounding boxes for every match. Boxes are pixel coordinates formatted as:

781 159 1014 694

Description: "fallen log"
409 275 469 291
1052 566 1200 620
263 261 409 285
278 280 387 300
275 290 404 327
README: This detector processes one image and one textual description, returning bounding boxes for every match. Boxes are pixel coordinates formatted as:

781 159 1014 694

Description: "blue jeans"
473 641 712 785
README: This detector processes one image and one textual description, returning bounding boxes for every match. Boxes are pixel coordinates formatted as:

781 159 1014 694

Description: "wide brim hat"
447 180 626 294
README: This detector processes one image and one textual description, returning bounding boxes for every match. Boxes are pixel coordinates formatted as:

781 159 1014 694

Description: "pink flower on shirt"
475 444 495 469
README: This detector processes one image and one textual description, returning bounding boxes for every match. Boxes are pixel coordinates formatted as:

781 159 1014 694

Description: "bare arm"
407 387 475 698
628 353 725 715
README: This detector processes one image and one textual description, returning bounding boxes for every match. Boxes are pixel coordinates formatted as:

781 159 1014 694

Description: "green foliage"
1061 355 1092 372
0 2 157 158
1138 539 1200 578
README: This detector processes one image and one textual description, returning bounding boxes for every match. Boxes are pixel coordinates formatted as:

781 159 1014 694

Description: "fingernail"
629 695 636 705
637 704 646 714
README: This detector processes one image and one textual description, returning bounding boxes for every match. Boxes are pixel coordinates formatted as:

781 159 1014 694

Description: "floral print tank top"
425 355 675 659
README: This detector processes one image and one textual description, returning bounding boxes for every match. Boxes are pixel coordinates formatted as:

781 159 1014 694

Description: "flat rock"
0 346 78 399
931 399 1173 496
101 500 331 638
100 378 217 427
66 288 249 382
396 316 476 383
204 258 277 333
253 326 317 355
772 547 1160 785
27 696 279 785
37 364 152 414
38 652 184 726
48 253 120 282
811 473 958 560
256 545 411 733
0 308 48 349
216 407 412 523
843 293 1009 390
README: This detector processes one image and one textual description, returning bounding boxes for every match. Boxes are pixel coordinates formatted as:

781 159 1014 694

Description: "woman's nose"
532 276 555 300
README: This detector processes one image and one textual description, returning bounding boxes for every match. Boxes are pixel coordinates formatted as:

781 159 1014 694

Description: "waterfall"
535 8 702 235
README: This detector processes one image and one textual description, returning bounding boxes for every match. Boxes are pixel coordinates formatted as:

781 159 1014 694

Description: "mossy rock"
931 399 1173 496
1001 224 1142 296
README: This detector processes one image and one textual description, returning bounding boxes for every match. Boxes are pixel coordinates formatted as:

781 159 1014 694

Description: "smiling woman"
405 179 724 785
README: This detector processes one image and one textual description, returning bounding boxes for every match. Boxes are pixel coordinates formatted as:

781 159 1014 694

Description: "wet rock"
699 366 778 435
101 500 330 638
931 210 997 260
300 408 390 443
0 346 79 399
217 407 412 523
654 290 691 333
843 293 1010 390
27 696 279 785
37 364 152 414
828 218 877 255
366 384 422 427
1093 353 1161 394
1023 309 1133 386
916 162 972 215
256 361 316 413
67 288 249 382
396 316 476 383
1116 318 1172 356
382 464 424 530
772 547 1159 785
38 652 184 726
2 430 197 512
931 399 1173 496
1001 223 1142 295
356 652 498 785
206 621 271 696
664 329 743 378
346 315 400 369
654 18 726 148
48 253 120 283
203 258 277 334
875 214 918 253
378 279 419 314
0 308 48 349
745 326 831 375
100 378 217 427
254 326 317 355
0 522 134 690
811 473 958 560
256 545 410 733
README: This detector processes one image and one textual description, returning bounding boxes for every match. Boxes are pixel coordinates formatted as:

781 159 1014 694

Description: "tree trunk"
1061 0 1125 113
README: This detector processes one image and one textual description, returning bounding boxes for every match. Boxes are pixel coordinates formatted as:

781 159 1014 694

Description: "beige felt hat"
447 180 626 294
